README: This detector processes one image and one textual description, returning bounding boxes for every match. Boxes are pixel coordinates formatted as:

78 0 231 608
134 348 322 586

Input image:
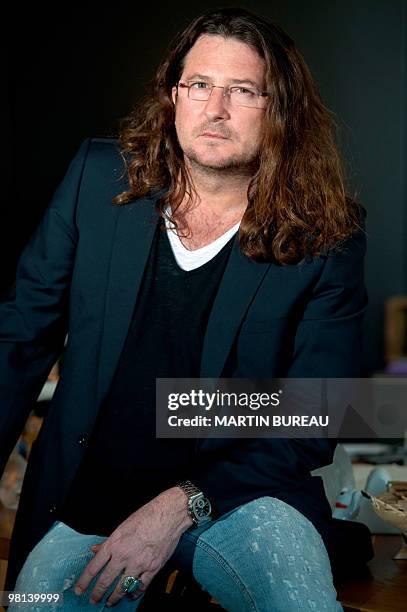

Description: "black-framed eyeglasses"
177 81 270 109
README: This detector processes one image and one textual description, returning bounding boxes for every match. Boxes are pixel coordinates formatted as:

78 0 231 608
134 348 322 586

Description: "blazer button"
77 434 88 447
49 504 57 514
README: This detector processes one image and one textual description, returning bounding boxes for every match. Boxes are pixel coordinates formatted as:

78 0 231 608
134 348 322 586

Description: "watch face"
191 496 212 518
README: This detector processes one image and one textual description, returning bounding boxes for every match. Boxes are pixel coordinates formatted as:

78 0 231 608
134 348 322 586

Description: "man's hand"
74 486 192 606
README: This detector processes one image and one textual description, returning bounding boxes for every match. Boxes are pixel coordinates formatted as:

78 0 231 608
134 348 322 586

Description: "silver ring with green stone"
120 575 144 595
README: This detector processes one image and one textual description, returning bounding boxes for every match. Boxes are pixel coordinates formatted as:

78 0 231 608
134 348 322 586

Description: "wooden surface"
0 502 14 562
337 534 407 611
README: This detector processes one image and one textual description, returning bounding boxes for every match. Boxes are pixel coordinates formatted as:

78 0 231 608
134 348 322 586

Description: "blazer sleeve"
0 138 91 476
190 222 368 517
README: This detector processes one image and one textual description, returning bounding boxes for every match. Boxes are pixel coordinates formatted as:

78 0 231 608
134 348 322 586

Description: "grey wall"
253 0 407 374
5 0 406 374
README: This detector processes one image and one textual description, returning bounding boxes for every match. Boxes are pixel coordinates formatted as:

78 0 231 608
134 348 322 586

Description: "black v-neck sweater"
57 220 234 535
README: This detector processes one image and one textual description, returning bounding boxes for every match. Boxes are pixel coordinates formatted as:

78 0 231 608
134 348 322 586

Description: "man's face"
171 35 267 173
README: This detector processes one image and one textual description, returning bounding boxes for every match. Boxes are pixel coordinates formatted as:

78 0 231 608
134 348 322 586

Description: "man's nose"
203 87 231 121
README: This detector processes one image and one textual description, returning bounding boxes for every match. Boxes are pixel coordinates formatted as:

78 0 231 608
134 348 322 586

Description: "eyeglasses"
177 81 270 109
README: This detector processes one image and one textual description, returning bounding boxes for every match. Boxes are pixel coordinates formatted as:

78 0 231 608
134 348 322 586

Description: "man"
1 8 372 611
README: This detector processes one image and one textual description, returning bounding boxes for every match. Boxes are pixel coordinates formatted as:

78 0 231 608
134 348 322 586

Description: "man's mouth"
201 132 228 139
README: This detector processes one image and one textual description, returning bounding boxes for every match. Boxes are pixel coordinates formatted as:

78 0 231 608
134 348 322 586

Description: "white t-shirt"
164 213 241 272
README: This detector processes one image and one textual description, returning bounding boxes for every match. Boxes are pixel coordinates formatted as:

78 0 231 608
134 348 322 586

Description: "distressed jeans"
10 496 343 611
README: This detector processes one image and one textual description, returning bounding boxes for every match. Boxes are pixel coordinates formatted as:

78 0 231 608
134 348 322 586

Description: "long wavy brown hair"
113 7 364 264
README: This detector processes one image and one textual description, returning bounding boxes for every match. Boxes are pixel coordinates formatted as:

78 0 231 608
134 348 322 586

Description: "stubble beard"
183 144 259 176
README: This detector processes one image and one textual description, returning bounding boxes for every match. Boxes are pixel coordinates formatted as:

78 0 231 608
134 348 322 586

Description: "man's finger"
106 570 152 607
88 562 124 605
74 547 111 595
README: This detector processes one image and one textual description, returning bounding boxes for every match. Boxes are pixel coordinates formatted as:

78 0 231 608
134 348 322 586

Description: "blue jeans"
10 496 343 611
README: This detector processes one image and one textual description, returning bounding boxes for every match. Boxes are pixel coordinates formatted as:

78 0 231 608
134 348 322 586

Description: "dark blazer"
0 138 372 589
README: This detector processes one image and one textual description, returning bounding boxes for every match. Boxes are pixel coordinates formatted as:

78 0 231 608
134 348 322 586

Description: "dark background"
3 0 406 375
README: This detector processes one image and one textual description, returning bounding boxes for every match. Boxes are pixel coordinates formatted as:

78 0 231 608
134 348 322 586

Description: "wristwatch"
177 480 212 527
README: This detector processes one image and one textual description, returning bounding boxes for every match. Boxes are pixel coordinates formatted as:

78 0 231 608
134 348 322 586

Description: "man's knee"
14 523 102 595
191 496 341 611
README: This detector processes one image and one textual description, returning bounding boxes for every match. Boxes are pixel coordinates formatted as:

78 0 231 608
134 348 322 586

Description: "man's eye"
232 87 257 96
190 82 210 89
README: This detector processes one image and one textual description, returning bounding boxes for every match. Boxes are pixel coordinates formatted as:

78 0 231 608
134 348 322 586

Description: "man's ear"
171 86 177 105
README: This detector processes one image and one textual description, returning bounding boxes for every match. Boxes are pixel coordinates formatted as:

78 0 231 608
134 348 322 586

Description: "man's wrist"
160 486 194 532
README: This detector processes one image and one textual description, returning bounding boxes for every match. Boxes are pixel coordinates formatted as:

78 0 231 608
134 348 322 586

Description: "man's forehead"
181 35 266 83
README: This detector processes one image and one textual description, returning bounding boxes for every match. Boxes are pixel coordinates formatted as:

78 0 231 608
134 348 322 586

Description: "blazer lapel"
200 239 271 377
96 195 160 406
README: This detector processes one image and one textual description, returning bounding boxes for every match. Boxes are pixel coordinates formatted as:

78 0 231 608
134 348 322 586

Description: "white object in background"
311 444 356 510
332 488 362 520
313 445 405 533
364 467 391 496
331 466 401 533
